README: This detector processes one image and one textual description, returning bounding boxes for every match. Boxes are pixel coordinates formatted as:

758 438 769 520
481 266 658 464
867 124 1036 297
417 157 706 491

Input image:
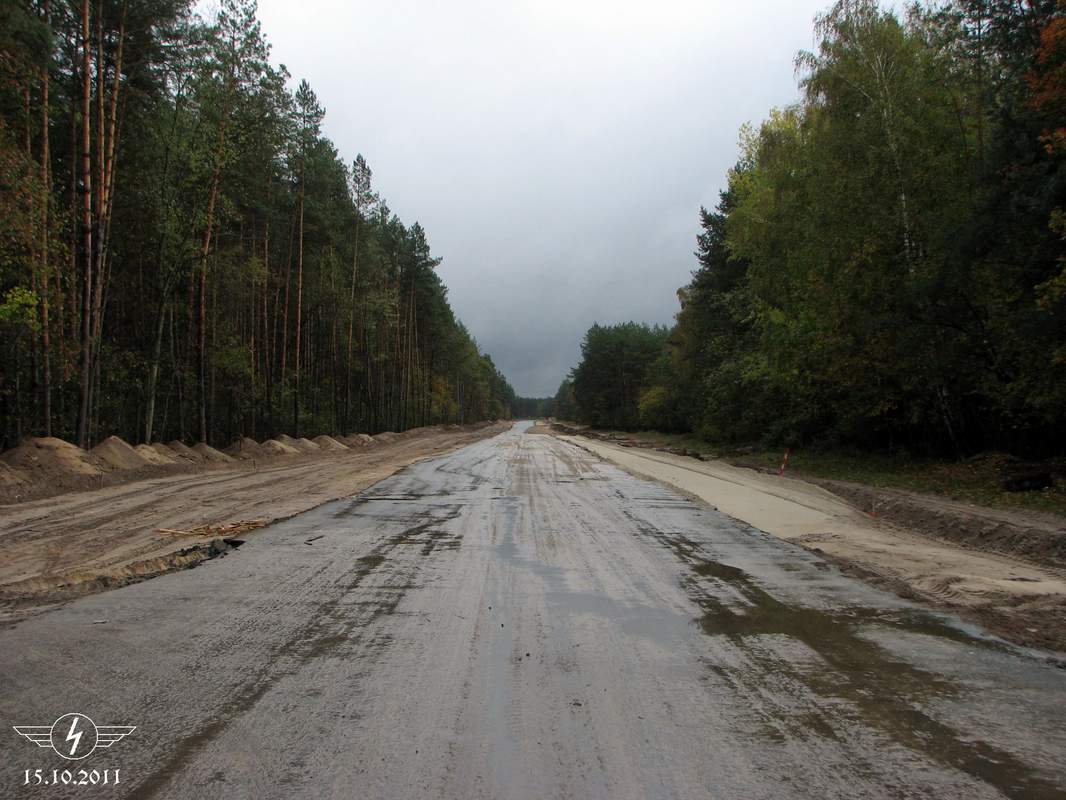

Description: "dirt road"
568 434 1066 651
1 422 1064 798
0 423 507 616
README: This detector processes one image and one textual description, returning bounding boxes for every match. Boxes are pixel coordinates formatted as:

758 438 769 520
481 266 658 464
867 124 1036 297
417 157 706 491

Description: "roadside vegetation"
0 0 514 451
554 0 1066 501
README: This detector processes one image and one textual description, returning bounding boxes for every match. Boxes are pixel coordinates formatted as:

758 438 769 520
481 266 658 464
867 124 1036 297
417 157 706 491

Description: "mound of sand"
0 437 104 478
293 438 320 453
0 462 28 489
226 437 267 460
312 435 348 451
343 433 375 447
192 443 234 462
374 431 400 444
150 443 181 462
261 439 300 456
92 436 150 471
135 444 178 466
167 441 204 462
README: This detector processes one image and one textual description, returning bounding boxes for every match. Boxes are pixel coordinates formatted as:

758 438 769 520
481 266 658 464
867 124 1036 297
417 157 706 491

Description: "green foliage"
570 322 670 430
511 396 554 419
553 379 579 421
0 286 37 327
564 0 1066 458
0 0 514 446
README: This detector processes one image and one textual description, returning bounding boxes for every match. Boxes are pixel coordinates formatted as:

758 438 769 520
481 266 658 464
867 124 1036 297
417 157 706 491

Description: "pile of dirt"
293 438 320 453
92 436 150 472
150 443 181 461
1 437 104 479
374 431 400 444
312 435 348 452
135 444 178 466
261 439 300 456
403 426 439 437
343 433 375 447
226 437 268 460
167 441 204 462
192 443 234 463
275 434 304 450
0 462 28 490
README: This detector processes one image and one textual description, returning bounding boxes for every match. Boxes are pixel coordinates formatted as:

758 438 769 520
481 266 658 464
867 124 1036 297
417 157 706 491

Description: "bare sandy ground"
565 434 1066 651
0 423 510 618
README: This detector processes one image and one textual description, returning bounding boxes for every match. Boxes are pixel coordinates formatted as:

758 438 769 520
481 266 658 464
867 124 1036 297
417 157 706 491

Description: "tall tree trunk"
144 294 168 442
197 174 220 443
280 213 294 400
38 2 52 436
196 84 229 443
345 216 360 429
86 4 126 442
293 173 305 436
76 0 93 448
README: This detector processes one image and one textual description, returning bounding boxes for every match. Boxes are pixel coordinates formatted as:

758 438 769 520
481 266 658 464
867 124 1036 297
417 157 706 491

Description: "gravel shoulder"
563 433 1066 653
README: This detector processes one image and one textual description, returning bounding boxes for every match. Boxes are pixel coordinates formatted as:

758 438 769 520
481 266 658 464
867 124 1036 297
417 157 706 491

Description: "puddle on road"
492 495 693 649
648 529 1062 800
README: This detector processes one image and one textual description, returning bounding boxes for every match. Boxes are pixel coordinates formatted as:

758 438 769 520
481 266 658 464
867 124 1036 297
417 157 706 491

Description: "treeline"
511 396 554 419
563 0 1065 456
0 0 514 450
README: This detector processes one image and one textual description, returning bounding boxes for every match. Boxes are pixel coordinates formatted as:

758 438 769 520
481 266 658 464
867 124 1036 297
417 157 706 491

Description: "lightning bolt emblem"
64 716 83 757
15 713 132 759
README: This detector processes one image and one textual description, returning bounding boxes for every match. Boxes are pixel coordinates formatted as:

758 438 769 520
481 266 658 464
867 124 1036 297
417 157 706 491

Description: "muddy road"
1 422 1064 799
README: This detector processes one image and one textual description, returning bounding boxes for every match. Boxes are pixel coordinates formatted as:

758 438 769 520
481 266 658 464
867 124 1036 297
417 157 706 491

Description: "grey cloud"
255 0 827 395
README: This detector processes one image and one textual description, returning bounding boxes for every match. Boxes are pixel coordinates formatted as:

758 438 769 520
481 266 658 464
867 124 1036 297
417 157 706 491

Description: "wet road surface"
1 421 1065 799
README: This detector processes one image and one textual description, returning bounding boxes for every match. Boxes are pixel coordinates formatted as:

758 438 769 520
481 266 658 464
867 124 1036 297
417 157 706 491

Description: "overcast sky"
253 0 828 396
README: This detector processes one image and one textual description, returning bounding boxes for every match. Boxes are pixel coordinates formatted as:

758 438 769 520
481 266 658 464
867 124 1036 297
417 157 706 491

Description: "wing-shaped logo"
95 726 136 749
12 726 52 748
13 714 135 759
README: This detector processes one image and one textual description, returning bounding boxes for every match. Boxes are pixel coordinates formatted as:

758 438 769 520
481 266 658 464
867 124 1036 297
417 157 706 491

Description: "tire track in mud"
538 432 1066 798
131 498 466 799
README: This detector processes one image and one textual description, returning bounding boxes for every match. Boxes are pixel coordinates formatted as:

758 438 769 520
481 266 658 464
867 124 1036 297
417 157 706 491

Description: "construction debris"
156 520 267 538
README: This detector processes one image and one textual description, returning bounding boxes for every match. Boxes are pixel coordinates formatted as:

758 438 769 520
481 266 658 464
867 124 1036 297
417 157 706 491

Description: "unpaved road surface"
568 435 1066 652
1 422 1065 799
0 423 507 615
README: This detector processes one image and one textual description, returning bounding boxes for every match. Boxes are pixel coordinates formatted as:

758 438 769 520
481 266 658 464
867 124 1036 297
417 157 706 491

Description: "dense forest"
0 0 515 450
562 0 1066 458
510 396 554 420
